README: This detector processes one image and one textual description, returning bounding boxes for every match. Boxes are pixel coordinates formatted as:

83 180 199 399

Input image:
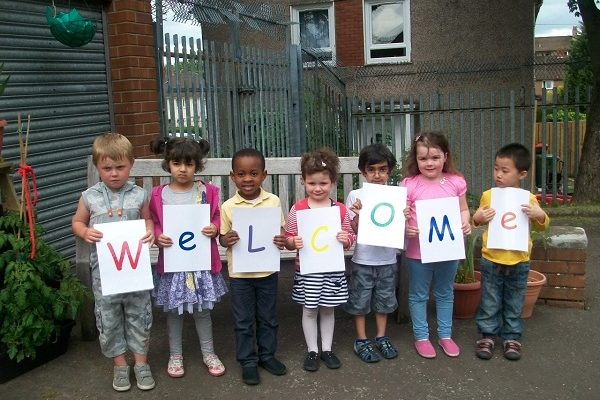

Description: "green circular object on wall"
46 6 96 48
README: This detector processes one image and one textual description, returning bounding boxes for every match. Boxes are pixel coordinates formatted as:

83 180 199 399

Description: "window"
364 0 411 64
542 80 554 90
291 4 335 62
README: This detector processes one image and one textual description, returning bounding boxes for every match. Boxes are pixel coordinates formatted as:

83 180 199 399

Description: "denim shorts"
345 261 398 315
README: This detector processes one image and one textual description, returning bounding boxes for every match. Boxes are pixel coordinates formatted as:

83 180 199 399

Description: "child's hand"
273 234 286 250
220 230 239 247
336 230 350 248
141 230 155 245
157 234 173 248
406 225 419 238
403 205 411 219
202 223 218 238
350 199 362 215
521 203 547 224
287 235 303 250
462 220 472 236
474 206 495 225
82 227 103 244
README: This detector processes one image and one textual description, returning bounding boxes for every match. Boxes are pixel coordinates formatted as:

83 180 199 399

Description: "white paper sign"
297 207 345 274
487 187 530 252
163 204 211 272
95 219 153 296
232 207 282 273
415 197 465 263
357 182 407 249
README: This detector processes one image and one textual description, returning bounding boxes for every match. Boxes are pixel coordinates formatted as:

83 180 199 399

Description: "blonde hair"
92 133 134 165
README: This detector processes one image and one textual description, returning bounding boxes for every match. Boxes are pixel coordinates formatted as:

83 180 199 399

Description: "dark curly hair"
301 147 340 182
150 137 210 173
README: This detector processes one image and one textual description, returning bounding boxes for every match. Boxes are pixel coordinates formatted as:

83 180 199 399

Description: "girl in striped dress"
284 148 356 372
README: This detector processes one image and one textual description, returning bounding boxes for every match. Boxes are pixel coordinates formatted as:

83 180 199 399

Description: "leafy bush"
0 213 88 361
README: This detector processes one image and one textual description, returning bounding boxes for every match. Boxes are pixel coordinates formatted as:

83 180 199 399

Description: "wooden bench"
75 156 411 339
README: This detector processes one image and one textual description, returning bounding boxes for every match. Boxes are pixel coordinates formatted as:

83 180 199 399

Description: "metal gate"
0 0 111 257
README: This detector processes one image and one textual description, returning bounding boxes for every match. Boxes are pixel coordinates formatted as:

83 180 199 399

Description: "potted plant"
0 212 88 383
453 227 482 319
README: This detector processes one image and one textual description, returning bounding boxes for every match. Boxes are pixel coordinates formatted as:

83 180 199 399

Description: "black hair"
231 148 266 171
495 143 531 172
150 137 210 173
358 143 397 172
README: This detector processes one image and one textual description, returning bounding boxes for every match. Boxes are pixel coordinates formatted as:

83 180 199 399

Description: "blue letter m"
428 215 455 243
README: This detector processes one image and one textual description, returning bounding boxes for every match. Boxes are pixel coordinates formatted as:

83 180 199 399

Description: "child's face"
230 156 267 200
303 171 333 203
96 157 133 191
416 143 446 181
168 160 196 188
494 156 527 188
362 161 390 185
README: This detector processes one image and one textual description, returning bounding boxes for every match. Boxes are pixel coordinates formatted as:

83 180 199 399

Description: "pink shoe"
438 338 460 357
414 339 436 358
167 354 185 378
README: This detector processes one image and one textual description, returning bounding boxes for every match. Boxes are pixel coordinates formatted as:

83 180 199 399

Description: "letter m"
428 215 455 243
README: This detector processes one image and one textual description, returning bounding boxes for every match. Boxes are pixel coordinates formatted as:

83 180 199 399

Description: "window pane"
299 10 330 49
371 47 406 59
370 3 404 45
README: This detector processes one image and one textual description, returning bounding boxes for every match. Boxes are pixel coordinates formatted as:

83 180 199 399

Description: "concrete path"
1 220 598 400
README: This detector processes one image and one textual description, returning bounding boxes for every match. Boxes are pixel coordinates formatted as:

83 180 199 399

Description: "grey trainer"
134 363 156 390
112 366 131 391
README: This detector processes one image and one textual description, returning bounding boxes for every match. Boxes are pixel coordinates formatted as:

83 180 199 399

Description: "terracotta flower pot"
521 269 546 319
453 271 481 319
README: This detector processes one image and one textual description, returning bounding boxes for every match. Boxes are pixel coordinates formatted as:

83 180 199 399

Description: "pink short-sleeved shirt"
402 173 467 260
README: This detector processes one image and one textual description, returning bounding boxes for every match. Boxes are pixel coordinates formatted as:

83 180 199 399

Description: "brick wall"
106 0 160 158
335 0 364 66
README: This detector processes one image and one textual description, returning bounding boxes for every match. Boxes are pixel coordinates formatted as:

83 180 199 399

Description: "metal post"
288 44 305 156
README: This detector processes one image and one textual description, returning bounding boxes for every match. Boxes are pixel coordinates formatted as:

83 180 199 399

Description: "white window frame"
542 80 554 90
363 0 411 64
290 4 336 62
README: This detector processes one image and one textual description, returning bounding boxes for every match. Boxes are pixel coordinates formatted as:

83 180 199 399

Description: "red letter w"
107 240 143 271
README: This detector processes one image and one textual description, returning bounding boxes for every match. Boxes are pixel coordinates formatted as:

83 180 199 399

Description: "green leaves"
0 213 89 361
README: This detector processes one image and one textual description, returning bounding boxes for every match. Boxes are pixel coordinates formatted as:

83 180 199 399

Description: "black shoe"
303 351 319 372
503 340 522 361
241 366 260 385
320 351 341 369
258 357 287 376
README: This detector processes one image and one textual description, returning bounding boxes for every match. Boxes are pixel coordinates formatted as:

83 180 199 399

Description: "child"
344 144 399 363
285 148 356 372
148 137 228 378
71 133 155 392
473 143 549 361
219 148 288 386
403 131 471 359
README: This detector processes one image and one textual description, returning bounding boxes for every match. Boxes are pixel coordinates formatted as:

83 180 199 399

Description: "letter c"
311 226 329 253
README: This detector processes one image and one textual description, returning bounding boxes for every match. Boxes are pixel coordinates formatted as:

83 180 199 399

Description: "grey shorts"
345 261 398 315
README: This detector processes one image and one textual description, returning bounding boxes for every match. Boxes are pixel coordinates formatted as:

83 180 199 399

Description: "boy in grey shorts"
345 144 399 363
72 133 155 391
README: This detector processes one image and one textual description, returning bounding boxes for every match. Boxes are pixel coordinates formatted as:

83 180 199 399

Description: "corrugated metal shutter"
0 0 111 258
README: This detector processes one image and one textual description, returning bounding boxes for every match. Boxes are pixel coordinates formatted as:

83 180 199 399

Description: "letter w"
428 215 455 243
107 240 143 271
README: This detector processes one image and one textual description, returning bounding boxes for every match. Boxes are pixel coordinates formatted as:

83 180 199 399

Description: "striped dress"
285 198 355 308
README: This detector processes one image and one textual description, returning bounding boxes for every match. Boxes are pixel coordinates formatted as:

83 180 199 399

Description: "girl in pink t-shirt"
402 131 471 359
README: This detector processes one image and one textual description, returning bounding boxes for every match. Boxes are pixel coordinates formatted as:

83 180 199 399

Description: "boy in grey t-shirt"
345 144 399 363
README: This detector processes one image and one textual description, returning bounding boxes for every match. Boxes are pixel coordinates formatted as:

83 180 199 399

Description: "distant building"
534 27 576 97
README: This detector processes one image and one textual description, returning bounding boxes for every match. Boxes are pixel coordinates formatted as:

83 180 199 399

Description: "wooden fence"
534 121 586 177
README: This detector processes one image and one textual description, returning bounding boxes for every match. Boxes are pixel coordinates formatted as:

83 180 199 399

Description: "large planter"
521 270 547 319
0 320 75 384
453 271 481 319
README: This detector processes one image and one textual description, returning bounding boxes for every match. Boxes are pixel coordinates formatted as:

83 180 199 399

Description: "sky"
159 0 583 41
535 0 582 37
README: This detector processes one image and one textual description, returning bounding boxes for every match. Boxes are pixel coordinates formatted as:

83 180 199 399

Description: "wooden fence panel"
534 121 586 176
